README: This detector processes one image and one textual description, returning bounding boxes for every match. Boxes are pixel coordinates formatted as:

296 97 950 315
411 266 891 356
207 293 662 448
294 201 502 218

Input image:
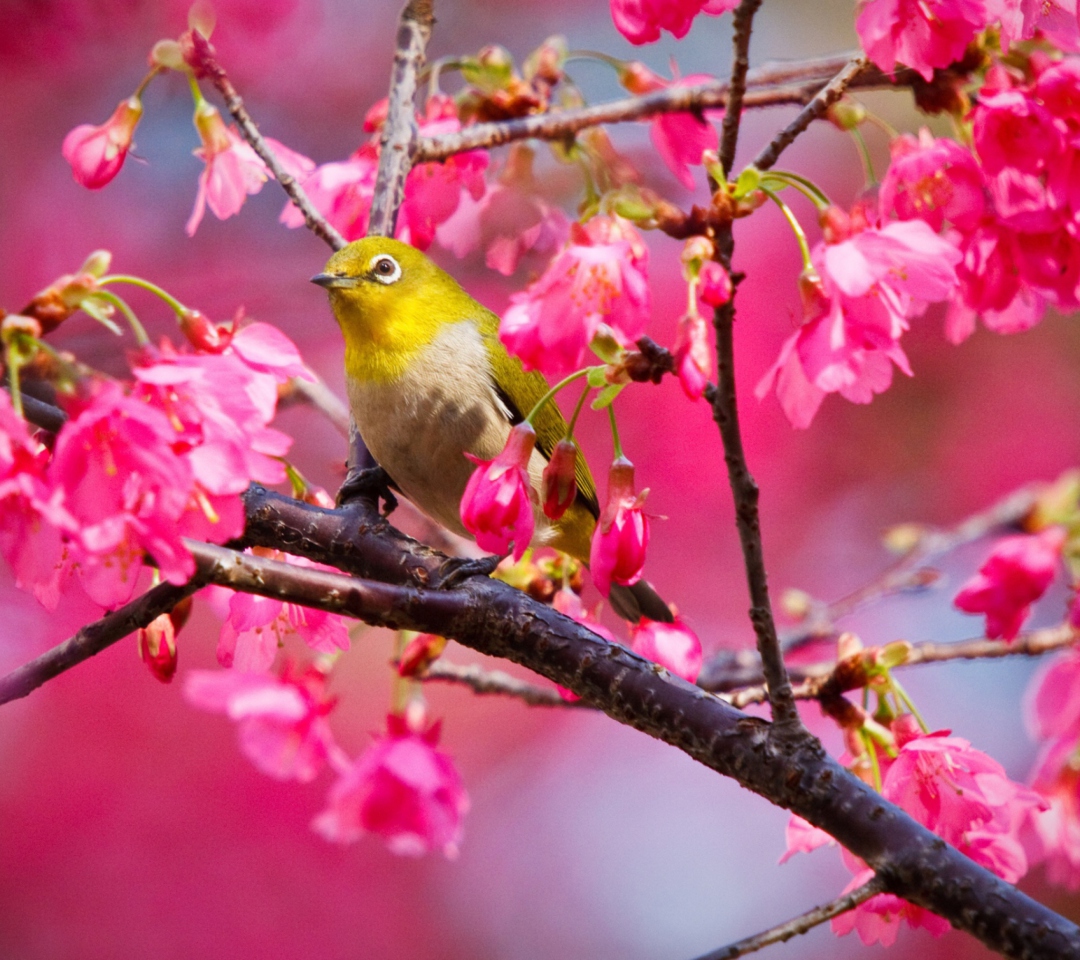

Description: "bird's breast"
347 320 519 536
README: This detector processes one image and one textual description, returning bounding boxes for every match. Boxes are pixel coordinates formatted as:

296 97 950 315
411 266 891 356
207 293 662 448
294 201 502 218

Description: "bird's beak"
310 273 358 289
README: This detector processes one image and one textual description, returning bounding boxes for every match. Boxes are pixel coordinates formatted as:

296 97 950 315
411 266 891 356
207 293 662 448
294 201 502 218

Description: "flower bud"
62 96 143 190
137 613 179 683
680 236 715 271
180 308 235 353
150 39 186 71
698 261 732 307
193 100 231 155
618 61 664 95
797 268 829 319
541 439 578 520
826 100 866 130
590 456 649 596
398 633 448 677
523 35 567 85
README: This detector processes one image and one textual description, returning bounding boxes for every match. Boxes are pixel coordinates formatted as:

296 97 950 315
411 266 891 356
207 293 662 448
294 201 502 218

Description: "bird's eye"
369 254 402 285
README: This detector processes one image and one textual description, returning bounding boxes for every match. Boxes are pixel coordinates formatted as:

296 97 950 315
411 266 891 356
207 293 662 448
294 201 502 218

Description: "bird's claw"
438 554 502 589
336 465 398 516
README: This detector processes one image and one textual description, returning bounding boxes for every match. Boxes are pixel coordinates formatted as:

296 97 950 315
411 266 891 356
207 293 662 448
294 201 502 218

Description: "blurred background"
2 0 1080 957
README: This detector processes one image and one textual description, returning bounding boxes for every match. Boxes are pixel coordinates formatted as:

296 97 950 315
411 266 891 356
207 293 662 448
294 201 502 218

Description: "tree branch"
413 53 914 162
752 55 870 172
689 874 887 960
419 659 590 707
186 30 346 251
0 576 207 705
367 0 434 238
719 0 764 177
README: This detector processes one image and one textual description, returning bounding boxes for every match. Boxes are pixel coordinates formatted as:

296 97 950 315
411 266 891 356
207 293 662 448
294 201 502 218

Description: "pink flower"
228 322 314 383
610 0 737 44
500 216 650 379
184 665 339 783
312 713 469 856
50 382 194 606
62 96 143 189
619 63 720 188
756 218 960 428
673 312 712 400
213 551 351 671
954 527 1065 640
832 868 951 946
460 423 537 560
698 261 732 307
280 148 379 241
541 438 578 521
1019 0 1080 51
778 815 835 864
631 617 701 682
1027 647 1080 744
137 612 179 684
590 456 649 596
879 129 986 232
855 0 992 81
186 101 313 236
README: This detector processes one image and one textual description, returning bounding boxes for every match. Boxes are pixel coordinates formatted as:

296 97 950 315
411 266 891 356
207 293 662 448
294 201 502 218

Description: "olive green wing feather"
474 309 599 518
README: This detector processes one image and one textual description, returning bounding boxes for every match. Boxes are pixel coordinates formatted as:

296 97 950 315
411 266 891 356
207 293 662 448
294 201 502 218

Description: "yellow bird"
313 237 671 623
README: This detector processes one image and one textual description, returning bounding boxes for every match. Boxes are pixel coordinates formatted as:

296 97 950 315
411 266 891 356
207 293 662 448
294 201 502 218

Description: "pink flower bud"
618 61 665 95
137 612 179 684
62 96 143 189
589 456 649 596
632 617 701 682
541 439 578 520
698 260 732 307
673 312 711 400
460 423 537 560
180 309 235 353
398 633 448 677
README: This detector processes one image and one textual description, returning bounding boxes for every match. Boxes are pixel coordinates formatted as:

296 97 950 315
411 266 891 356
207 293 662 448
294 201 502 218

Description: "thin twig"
0 577 207 705
718 0 764 177
420 659 592 707
414 53 912 162
185 30 346 251
688 874 887 960
723 623 1078 708
752 55 870 171
368 0 434 238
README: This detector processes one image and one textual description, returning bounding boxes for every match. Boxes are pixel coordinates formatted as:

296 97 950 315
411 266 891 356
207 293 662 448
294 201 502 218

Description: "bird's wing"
474 309 599 518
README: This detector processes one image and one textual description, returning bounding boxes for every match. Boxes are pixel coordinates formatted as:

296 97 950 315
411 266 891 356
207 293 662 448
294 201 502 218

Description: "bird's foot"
438 554 502 589
336 465 398 516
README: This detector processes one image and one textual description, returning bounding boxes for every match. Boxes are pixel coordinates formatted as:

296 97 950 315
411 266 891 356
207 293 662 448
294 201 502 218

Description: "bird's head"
313 237 470 381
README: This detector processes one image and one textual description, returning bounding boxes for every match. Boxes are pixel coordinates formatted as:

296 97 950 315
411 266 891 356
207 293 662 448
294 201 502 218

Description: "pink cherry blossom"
756 218 960 428
610 0 737 44
1020 0 1080 51
50 382 195 606
280 148 379 241
541 439 578 521
832 868 952 946
855 0 992 81
879 129 986 232
137 612 179 683
954 527 1065 640
312 713 469 856
1027 647 1080 743
187 101 314 236
673 312 712 400
212 551 351 671
460 423 537 560
590 456 649 597
184 665 340 783
500 216 650 379
698 261 732 307
62 96 143 189
631 617 701 682
777 814 834 864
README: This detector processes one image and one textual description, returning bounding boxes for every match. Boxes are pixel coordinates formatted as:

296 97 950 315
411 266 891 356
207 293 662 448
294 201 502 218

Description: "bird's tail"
609 579 673 624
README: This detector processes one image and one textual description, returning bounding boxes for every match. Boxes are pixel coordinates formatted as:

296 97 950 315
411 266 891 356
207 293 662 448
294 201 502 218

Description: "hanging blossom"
187 100 314 236
460 423 537 561
953 527 1065 640
756 206 961 428
208 550 351 672
62 96 144 190
590 456 650 597
618 62 721 189
282 96 488 250
184 664 341 783
610 0 738 44
783 715 1045 946
501 215 651 379
313 712 469 857
631 617 702 682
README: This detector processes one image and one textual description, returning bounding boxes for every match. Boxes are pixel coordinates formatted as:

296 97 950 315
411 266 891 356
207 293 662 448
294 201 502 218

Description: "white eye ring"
369 254 402 285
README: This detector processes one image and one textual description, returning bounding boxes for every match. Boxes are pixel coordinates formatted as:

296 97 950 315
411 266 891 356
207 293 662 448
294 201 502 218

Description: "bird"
312 236 672 623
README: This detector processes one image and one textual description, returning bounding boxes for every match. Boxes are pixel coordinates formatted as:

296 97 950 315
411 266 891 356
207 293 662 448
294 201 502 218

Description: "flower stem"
762 169 831 209
94 290 150 345
133 65 163 99
5 350 24 420
566 381 591 439
760 186 814 271
608 404 623 460
890 676 928 732
849 126 877 186
524 368 590 426
98 275 189 318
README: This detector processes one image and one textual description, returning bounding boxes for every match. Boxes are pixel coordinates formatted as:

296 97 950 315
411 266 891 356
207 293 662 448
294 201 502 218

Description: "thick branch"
414 54 913 161
752 55 870 172
367 0 434 237
719 0 764 176
689 874 887 960
186 30 346 251
0 576 206 705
